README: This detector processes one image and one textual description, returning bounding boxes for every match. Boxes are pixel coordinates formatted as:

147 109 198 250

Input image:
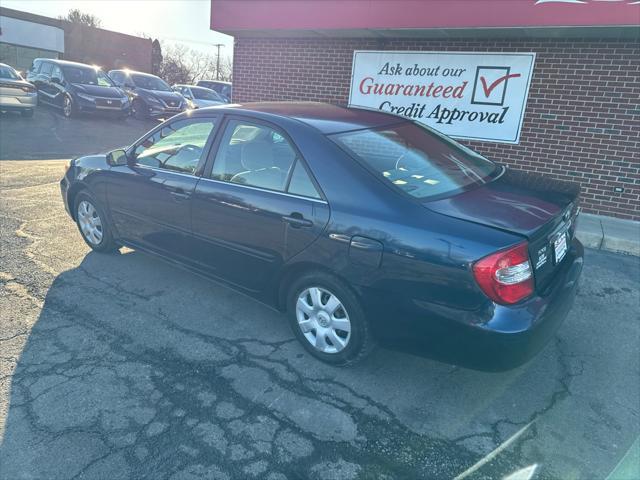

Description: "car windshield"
192 87 222 101
63 66 114 86
330 122 498 200
131 74 171 91
0 65 20 80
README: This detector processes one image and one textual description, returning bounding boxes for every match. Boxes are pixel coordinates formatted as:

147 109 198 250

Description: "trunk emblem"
535 246 548 269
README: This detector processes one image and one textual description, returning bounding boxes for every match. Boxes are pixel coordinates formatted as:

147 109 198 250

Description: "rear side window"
211 121 296 192
211 120 320 199
330 122 497 200
288 161 321 199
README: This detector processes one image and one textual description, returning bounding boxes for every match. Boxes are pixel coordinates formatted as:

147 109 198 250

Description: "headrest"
241 142 274 171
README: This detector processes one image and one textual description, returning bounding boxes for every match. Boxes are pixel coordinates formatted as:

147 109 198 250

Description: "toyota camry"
60 103 583 368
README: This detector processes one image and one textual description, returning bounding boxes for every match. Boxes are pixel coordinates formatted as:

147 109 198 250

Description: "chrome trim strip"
198 177 328 204
128 166 328 204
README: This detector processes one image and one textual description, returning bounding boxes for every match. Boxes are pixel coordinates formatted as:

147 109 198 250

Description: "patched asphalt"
0 109 638 479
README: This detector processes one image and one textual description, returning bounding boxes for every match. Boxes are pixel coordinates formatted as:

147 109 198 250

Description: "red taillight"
473 242 534 305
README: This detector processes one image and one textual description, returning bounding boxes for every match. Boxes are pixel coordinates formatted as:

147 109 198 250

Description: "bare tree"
59 9 102 28
157 43 232 85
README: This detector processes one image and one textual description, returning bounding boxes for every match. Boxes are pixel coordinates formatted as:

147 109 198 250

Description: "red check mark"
480 73 521 98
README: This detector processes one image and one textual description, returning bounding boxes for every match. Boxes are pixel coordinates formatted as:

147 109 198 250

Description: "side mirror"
106 149 129 166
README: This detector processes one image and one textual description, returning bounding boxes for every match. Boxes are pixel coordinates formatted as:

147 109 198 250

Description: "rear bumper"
370 238 584 370
0 94 37 110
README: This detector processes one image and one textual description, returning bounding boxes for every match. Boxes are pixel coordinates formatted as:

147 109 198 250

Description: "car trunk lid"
424 167 580 291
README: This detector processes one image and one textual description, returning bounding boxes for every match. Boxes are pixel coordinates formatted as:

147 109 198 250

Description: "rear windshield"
192 87 223 101
0 65 20 80
330 122 498 200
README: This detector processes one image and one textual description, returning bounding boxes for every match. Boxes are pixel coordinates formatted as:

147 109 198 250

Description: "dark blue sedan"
60 103 583 368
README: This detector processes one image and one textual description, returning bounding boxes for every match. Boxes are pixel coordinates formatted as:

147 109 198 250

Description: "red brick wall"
233 37 640 220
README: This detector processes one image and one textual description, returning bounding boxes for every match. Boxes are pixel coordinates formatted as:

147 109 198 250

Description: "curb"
576 213 640 257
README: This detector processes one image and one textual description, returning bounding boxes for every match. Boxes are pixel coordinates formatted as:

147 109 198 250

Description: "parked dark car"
60 103 583 368
196 80 232 102
109 69 186 118
26 59 130 118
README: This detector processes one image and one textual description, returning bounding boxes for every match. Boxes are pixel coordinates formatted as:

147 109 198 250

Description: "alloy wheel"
77 200 103 245
296 287 352 354
63 96 72 117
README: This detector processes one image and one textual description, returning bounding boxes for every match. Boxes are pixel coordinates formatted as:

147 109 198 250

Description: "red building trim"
211 0 640 34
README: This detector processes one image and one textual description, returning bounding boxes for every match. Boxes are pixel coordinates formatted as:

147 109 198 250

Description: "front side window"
51 65 62 82
133 118 216 174
212 120 318 196
330 122 498 200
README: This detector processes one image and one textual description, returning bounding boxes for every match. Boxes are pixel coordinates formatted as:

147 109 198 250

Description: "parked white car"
172 84 226 109
0 63 37 117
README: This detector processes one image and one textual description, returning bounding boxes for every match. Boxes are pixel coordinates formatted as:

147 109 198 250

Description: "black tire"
286 272 375 366
74 191 118 253
62 95 74 118
132 99 148 119
21 109 34 118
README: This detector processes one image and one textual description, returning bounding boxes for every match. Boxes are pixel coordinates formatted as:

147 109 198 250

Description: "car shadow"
0 249 569 479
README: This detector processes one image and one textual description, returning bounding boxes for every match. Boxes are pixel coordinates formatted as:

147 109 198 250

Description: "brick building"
211 0 640 221
0 7 151 73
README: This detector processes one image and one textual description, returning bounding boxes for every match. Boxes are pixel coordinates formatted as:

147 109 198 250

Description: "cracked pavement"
0 155 638 479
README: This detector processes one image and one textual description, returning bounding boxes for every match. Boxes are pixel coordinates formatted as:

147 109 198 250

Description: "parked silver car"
172 84 226 109
0 63 37 117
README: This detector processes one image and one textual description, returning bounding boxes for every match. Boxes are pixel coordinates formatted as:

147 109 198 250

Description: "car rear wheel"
63 95 74 118
75 192 118 253
287 272 374 366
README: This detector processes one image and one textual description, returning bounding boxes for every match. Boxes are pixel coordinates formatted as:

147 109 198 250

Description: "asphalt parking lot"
0 107 157 160
0 109 638 479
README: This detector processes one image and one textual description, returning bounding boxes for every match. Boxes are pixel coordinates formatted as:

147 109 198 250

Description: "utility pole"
213 43 224 80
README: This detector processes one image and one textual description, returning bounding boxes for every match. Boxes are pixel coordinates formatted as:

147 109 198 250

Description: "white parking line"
453 421 534 480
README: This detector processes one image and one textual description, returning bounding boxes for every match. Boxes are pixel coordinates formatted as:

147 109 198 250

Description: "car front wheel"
62 95 74 118
131 99 148 119
287 272 374 366
75 192 118 253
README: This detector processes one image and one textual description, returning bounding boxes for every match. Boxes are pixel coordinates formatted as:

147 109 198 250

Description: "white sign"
0 16 65 53
349 51 536 144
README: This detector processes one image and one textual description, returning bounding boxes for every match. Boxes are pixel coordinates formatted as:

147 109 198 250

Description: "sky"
2 0 234 59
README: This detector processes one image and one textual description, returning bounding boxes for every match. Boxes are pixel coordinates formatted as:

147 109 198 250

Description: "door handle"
283 213 313 228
